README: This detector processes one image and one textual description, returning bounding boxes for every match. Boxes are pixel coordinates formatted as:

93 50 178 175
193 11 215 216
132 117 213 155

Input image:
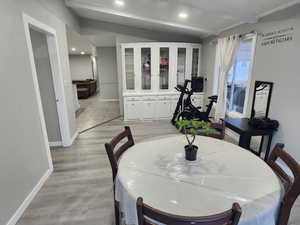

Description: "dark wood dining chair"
136 197 242 225
195 119 225 140
105 126 135 225
267 143 300 225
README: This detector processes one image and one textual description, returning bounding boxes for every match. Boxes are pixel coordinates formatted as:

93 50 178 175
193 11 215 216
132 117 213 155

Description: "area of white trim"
6 169 53 225
23 14 54 171
47 35 72 147
99 98 120 102
217 21 250 35
23 13 72 148
63 130 79 147
49 141 63 147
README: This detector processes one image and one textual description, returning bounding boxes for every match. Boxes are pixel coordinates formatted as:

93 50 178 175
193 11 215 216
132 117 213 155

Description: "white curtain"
214 34 241 120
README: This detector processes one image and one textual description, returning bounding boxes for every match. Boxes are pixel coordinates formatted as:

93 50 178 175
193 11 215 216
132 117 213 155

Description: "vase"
184 145 198 161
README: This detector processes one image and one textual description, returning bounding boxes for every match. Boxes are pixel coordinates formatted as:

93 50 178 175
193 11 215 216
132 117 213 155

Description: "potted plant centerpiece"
176 119 215 161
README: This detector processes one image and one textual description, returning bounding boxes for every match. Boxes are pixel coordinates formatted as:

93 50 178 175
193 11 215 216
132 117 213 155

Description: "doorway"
23 14 72 167
29 28 62 146
66 27 120 133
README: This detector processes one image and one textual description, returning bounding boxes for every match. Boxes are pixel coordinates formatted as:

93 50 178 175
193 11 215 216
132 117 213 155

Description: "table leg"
239 134 251 150
258 136 265 158
264 135 273 161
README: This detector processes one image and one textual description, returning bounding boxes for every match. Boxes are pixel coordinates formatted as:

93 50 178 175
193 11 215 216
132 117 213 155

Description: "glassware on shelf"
141 48 151 90
125 48 134 90
159 48 169 89
177 48 186 85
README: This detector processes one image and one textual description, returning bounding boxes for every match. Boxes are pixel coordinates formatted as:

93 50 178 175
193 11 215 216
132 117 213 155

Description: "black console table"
224 117 276 161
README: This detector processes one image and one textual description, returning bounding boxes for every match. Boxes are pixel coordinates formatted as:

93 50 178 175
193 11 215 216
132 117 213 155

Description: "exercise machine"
171 79 218 125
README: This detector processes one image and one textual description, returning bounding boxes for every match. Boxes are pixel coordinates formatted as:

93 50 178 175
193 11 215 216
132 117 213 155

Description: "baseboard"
49 141 62 147
70 130 78 145
6 168 53 225
99 99 119 102
63 130 78 147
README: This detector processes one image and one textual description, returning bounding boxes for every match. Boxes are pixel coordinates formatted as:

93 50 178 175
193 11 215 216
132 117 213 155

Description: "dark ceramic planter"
185 145 198 161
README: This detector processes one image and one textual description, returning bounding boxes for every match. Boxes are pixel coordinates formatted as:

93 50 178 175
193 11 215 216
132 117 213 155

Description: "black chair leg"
114 201 120 225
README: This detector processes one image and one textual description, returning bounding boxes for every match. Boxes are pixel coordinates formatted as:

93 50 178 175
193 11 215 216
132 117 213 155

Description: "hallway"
76 94 120 133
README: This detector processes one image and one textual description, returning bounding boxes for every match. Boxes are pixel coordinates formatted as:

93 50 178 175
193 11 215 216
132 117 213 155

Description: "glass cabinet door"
191 48 200 78
141 48 151 90
159 48 169 89
125 48 134 90
177 48 186 85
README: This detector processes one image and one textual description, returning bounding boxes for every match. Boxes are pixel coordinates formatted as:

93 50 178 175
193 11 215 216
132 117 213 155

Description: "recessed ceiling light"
179 12 188 19
71 47 76 51
115 0 124 6
80 51 85 55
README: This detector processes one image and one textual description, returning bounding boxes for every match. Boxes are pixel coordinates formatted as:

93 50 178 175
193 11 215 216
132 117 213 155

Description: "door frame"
23 14 72 167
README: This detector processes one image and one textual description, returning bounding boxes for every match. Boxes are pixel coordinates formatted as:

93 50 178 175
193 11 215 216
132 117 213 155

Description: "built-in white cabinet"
122 42 203 121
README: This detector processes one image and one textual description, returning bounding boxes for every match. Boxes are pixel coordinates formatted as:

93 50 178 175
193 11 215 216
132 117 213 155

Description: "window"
226 38 255 117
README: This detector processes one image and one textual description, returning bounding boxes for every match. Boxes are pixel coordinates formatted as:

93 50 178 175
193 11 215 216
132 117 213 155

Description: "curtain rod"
210 30 258 44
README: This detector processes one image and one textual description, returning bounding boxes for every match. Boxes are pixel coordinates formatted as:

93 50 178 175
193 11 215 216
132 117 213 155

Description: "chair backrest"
105 126 134 181
196 120 225 140
136 197 241 225
267 143 300 225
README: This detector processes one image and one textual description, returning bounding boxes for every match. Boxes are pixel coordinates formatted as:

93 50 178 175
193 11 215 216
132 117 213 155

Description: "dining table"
115 134 283 225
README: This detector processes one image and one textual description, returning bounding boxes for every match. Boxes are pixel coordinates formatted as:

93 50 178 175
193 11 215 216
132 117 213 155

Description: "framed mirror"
251 81 273 119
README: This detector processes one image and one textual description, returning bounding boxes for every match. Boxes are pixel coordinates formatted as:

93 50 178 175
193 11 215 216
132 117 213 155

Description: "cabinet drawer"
141 96 156 101
155 101 172 119
124 101 141 120
156 96 171 101
141 101 156 120
125 97 140 101
171 95 180 100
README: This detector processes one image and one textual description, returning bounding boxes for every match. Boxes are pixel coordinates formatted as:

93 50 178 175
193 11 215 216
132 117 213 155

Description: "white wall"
69 55 94 80
201 4 300 161
97 47 119 99
0 0 78 224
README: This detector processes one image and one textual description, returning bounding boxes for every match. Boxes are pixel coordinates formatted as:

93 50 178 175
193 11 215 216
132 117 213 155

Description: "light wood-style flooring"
17 98 300 225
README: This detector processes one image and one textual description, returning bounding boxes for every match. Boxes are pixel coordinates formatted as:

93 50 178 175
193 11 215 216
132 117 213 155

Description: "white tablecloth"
115 135 283 225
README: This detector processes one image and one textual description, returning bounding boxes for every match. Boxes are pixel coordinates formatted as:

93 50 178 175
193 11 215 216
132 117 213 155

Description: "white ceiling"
67 28 94 55
67 27 116 55
87 33 116 47
65 0 300 38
